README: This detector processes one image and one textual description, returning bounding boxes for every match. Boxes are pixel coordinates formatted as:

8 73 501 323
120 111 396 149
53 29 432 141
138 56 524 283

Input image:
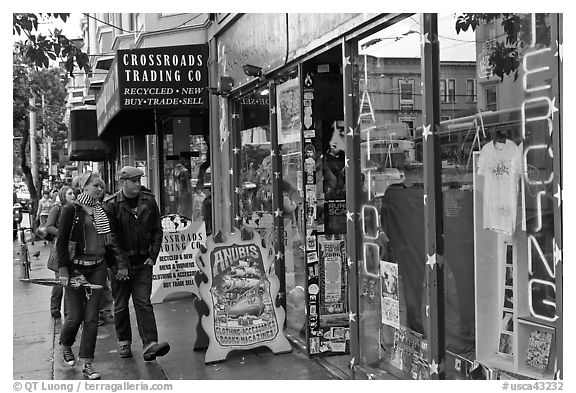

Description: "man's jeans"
111 263 158 347
60 262 107 360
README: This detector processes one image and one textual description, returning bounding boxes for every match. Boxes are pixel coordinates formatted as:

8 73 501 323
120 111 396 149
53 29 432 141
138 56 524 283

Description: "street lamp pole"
29 94 39 190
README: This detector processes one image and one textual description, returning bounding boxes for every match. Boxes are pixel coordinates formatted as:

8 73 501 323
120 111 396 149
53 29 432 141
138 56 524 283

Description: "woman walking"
45 186 75 319
57 171 128 380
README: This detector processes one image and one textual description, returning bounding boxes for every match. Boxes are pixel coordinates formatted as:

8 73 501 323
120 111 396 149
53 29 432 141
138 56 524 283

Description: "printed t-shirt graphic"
477 140 522 236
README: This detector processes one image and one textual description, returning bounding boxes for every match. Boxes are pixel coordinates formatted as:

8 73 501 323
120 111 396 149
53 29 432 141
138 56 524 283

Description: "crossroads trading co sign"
96 44 208 134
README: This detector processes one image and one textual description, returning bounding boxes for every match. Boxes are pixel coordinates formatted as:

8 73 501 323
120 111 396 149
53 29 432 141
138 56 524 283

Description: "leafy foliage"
13 48 68 220
455 13 551 82
13 13 90 76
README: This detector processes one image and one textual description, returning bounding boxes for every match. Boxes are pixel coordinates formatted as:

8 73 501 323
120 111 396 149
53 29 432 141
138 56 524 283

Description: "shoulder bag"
46 206 77 272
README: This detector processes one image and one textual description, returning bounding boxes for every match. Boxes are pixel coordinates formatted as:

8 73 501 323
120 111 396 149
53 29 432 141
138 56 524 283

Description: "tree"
13 49 67 227
455 13 551 82
13 13 83 230
13 13 90 77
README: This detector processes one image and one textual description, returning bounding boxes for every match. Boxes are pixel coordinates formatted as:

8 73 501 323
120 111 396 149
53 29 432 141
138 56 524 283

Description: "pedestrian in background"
45 185 75 319
201 183 212 236
37 190 53 229
57 171 128 380
103 166 170 361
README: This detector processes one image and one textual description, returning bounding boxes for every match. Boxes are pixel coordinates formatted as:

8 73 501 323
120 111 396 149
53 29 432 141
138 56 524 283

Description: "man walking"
103 166 170 361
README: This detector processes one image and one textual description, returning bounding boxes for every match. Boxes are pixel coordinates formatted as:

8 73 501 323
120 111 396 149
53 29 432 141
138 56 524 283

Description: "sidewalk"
13 240 339 380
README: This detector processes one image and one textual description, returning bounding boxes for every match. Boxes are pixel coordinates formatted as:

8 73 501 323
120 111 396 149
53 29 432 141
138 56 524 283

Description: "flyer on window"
276 78 301 145
318 235 347 315
380 261 400 328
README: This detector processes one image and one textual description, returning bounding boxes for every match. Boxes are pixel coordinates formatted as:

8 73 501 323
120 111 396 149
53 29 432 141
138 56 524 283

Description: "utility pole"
29 94 39 190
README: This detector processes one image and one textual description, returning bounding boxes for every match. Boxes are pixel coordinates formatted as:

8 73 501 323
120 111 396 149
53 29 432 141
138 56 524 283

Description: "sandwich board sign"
195 228 291 363
151 215 204 303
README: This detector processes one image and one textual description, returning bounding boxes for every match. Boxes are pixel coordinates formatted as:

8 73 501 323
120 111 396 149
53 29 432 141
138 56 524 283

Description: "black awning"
68 108 110 162
96 44 209 137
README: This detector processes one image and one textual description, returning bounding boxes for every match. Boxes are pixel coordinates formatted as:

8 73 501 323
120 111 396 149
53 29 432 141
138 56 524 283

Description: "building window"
466 79 477 102
485 86 497 111
440 79 447 102
399 79 414 106
448 79 456 102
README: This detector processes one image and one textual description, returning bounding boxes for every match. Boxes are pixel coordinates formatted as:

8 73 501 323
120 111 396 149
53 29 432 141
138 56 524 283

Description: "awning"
68 106 110 162
96 44 209 137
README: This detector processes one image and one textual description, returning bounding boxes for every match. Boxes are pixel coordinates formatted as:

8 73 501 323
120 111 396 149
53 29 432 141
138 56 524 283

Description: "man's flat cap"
118 166 144 180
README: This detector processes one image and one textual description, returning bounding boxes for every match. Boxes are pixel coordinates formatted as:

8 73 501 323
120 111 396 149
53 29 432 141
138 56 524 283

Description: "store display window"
233 87 274 245
438 13 561 380
160 115 210 219
353 18 426 379
348 13 561 380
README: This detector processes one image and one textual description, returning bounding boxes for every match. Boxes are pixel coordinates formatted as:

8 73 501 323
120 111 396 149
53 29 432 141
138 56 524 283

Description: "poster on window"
195 229 291 363
276 78 301 145
151 216 205 303
380 261 400 329
318 235 347 315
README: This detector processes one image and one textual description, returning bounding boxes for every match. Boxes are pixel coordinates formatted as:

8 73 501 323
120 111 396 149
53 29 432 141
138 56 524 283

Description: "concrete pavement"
13 238 339 380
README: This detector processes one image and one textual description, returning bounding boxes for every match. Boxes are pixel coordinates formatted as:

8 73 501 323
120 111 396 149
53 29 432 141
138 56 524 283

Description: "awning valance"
68 107 110 162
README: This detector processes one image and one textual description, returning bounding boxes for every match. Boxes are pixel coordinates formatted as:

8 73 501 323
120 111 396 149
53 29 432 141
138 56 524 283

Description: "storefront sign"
195 229 291 363
96 44 208 135
151 216 205 303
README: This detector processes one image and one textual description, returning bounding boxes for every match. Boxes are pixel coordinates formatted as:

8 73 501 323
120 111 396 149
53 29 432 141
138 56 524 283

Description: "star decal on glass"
554 184 561 208
234 215 241 222
553 238 562 266
275 251 284 260
234 187 240 194
344 157 350 168
421 32 431 46
270 149 276 157
348 311 356 322
231 113 240 119
277 291 284 300
422 124 432 141
232 147 240 155
347 257 354 267
270 106 276 115
426 253 437 269
347 126 355 136
274 171 280 179
346 211 355 221
555 40 563 62
430 359 439 375
275 208 283 217
229 168 234 175
343 56 351 67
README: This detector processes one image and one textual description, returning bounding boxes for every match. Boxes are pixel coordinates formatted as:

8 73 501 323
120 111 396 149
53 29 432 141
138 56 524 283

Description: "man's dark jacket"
103 188 163 265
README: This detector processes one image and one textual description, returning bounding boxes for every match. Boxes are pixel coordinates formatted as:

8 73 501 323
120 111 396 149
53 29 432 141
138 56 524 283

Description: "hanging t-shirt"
477 140 523 236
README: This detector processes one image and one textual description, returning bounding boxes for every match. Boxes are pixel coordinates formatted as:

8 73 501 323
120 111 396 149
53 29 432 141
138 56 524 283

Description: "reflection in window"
448 79 456 102
235 87 273 245
485 86 497 111
466 79 477 102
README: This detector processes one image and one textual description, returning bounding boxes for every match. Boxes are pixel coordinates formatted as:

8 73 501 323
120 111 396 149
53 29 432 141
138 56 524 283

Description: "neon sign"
522 16 558 323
